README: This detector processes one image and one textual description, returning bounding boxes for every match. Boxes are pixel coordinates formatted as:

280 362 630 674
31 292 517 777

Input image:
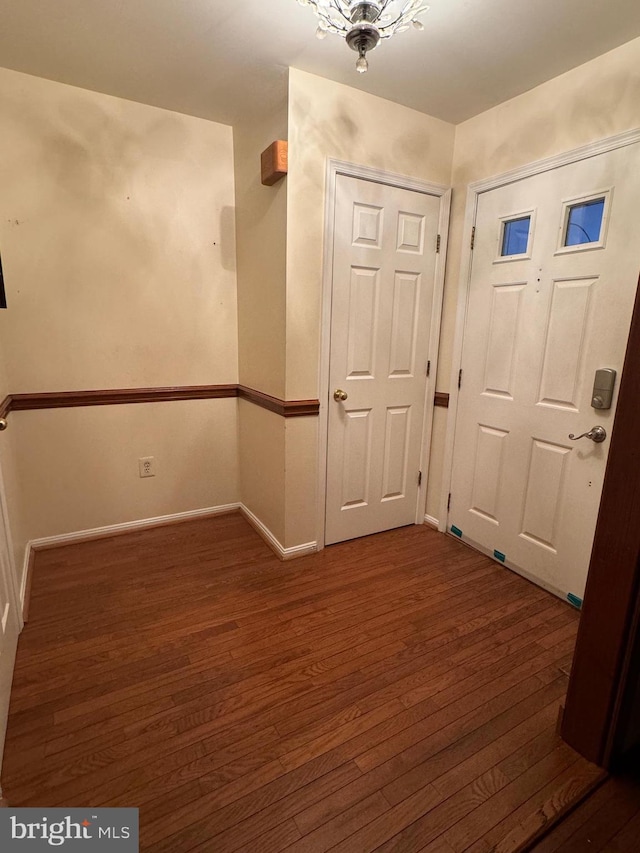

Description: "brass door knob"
333 389 348 402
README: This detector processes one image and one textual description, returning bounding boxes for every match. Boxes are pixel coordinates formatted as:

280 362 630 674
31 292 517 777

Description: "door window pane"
564 198 605 246
501 216 531 256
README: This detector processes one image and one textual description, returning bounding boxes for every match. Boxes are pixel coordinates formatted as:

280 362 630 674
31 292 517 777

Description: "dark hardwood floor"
528 771 640 852
3 513 604 851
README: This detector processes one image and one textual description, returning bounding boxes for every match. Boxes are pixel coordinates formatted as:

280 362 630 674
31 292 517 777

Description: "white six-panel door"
325 174 441 545
449 141 640 601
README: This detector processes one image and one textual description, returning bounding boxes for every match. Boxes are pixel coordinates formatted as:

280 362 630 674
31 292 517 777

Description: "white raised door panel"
346 267 378 378
341 409 373 509
382 406 411 501
469 424 509 524
449 142 640 600
538 278 596 410
326 175 441 545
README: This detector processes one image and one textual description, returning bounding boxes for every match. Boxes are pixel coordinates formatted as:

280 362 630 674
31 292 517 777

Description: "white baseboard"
19 501 318 607
239 504 318 561
19 552 29 612
28 503 241 551
20 502 241 608
424 514 439 529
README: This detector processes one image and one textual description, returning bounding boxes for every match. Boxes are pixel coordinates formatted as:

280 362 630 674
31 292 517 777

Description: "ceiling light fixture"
297 0 430 73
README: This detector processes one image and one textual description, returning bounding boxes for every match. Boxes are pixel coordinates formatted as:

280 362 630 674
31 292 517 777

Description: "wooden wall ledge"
0 385 449 423
8 386 238 410
236 386 319 417
0 386 319 420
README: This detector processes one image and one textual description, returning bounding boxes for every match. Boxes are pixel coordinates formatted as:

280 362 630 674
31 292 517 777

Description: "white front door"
326 174 442 545
449 141 640 601
0 478 19 776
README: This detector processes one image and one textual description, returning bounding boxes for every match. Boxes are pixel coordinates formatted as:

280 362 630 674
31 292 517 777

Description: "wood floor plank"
444 747 589 852
2 513 598 853
605 806 640 852
144 756 364 851
528 772 640 853
288 790 391 853
292 677 564 839
526 776 619 852
467 760 605 853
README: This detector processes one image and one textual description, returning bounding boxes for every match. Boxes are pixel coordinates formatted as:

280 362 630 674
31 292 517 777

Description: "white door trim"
317 159 451 549
0 458 22 632
439 127 640 533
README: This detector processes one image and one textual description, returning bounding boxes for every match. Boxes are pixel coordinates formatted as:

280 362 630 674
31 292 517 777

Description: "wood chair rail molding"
0 387 448 423
8 386 238 410
236 385 319 417
0 386 320 420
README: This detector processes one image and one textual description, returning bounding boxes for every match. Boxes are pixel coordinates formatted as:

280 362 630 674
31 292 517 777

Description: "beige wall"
0 69 238 391
2 37 638 565
283 69 456 547
238 400 285 545
425 35 640 520
234 99 288 399
284 416 318 549
233 89 289 531
286 68 455 400
0 68 240 583
7 400 238 545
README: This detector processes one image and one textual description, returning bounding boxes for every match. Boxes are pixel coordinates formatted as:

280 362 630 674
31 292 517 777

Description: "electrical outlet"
139 457 155 478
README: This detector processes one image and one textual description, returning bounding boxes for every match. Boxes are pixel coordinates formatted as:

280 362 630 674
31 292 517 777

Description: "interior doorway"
320 162 450 546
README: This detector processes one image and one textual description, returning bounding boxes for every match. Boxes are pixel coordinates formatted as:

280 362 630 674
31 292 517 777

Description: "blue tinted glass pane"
565 198 605 246
501 216 530 256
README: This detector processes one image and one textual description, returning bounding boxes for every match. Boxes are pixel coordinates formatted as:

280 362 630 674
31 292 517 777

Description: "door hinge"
426 360 431 377
418 471 422 487
458 368 463 390
436 234 441 253
447 492 451 511
470 226 476 250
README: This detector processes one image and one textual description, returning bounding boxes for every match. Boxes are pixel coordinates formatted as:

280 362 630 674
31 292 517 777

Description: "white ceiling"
1 0 640 127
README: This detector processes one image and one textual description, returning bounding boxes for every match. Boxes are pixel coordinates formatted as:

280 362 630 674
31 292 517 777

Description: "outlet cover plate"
139 457 155 478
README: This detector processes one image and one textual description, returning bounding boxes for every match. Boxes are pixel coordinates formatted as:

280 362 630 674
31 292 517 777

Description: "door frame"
440 127 640 533
316 159 451 549
0 448 22 799
562 273 640 767
0 458 21 631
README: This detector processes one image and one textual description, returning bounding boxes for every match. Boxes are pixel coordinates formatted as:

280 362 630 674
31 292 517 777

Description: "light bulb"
412 19 424 30
316 24 328 39
356 54 368 73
